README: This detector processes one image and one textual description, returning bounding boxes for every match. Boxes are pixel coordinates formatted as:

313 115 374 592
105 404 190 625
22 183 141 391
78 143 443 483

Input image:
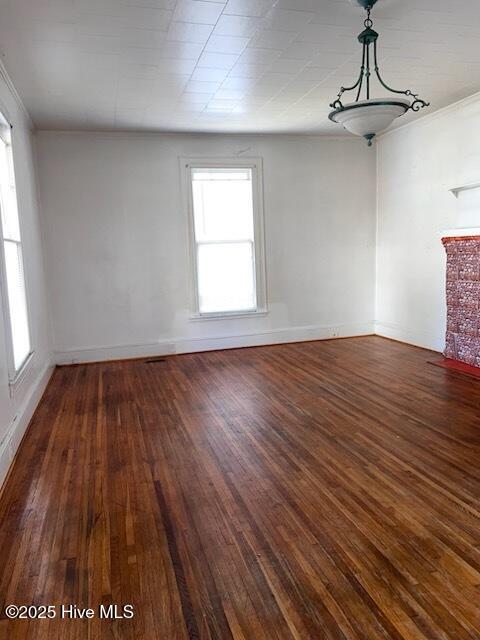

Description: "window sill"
9 351 35 398
190 309 269 322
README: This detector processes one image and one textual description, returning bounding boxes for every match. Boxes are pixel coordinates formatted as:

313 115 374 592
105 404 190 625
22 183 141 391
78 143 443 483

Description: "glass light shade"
329 98 411 138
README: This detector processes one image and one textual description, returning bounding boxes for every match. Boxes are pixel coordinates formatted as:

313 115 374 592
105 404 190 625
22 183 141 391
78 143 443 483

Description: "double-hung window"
0 113 32 378
185 160 267 318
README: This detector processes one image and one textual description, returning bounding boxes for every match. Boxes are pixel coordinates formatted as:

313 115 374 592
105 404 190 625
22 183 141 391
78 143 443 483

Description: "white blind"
0 127 31 373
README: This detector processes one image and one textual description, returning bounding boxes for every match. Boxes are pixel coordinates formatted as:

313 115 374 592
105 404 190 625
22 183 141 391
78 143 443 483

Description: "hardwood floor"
1 336 480 639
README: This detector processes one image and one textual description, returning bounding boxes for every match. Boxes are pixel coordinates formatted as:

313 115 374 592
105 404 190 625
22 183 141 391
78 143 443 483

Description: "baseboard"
375 321 443 353
0 361 54 491
55 322 375 364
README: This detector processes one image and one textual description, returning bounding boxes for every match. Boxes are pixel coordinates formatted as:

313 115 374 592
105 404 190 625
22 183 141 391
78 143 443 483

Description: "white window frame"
0 111 34 393
182 158 268 320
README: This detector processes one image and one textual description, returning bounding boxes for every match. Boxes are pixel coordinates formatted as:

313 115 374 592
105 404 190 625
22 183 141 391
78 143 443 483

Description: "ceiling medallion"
329 0 430 145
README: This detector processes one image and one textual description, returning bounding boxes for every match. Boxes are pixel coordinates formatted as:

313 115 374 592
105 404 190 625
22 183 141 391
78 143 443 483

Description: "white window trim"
181 157 268 321
8 351 35 397
0 112 35 393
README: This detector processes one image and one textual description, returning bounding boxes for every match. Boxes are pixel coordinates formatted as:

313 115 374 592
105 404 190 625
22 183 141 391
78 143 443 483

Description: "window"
184 160 267 318
0 114 31 377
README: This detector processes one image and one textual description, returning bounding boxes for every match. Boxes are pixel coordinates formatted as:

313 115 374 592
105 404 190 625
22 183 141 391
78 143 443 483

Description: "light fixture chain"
365 7 373 28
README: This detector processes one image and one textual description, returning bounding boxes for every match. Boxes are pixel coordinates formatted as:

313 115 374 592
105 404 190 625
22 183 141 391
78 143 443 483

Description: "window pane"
192 169 251 181
4 240 30 370
197 242 256 314
192 169 254 242
0 141 20 242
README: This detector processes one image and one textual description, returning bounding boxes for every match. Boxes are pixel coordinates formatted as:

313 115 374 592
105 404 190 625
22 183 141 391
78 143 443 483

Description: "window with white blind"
184 160 267 318
0 114 32 378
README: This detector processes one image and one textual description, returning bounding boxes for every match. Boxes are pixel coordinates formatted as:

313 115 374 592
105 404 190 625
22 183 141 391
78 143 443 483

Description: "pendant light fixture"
329 0 429 145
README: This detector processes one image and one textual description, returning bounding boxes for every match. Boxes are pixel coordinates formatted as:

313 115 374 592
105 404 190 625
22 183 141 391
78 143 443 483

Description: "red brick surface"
442 236 480 367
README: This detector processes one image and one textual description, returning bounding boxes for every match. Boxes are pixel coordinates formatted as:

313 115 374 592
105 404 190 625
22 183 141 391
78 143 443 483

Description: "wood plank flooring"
1 336 480 639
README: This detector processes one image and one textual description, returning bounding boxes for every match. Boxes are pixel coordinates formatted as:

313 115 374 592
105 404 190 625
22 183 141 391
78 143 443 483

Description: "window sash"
0 126 33 379
3 238 31 372
192 168 251 181
195 240 257 315
190 166 259 316
183 158 267 320
196 238 255 246
0 141 20 242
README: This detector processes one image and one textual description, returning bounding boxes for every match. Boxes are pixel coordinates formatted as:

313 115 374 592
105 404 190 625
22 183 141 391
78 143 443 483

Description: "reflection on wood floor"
1 336 480 639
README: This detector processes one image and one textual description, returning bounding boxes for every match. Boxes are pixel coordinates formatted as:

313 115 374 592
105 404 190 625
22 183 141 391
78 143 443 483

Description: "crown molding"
35 128 357 141
378 88 480 141
0 58 33 131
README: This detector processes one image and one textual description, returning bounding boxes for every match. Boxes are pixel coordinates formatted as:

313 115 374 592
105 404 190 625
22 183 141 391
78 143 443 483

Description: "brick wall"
443 236 480 367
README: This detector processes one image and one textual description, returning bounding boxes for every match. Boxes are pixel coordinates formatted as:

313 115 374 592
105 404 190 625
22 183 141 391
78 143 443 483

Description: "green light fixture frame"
329 0 430 140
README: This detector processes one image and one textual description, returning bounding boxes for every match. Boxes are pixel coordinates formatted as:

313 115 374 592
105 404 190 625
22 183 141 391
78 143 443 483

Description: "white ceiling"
0 0 480 133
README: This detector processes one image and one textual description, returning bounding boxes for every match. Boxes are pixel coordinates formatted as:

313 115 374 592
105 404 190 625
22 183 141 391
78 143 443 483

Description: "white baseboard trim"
375 321 443 353
0 361 54 491
55 322 376 365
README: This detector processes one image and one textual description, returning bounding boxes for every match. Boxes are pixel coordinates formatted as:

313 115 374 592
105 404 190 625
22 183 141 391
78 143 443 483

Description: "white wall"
36 132 376 363
0 69 51 487
376 92 480 352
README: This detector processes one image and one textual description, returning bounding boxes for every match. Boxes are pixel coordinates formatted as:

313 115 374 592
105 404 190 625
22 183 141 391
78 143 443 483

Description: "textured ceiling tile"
268 58 307 74
121 63 160 80
1 0 479 133
173 0 225 25
190 67 230 82
118 6 174 30
205 35 250 54
120 28 168 49
155 58 198 75
220 76 257 90
166 22 214 44
262 9 316 32
223 0 273 18
27 21 76 43
75 15 123 37
197 51 240 69
156 40 205 59
185 79 223 93
237 47 282 65
122 0 177 9
227 63 268 79
248 29 297 50
181 92 214 104
214 87 245 99
213 15 261 38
